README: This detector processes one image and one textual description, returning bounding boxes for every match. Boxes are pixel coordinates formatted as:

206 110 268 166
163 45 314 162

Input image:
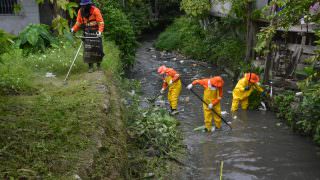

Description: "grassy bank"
0 39 130 179
0 37 185 179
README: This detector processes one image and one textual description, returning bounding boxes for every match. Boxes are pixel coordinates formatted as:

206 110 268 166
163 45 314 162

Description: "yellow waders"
231 78 264 112
202 88 221 130
164 76 182 110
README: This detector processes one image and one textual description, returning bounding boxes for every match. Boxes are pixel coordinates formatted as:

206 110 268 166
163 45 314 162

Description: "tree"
180 0 211 29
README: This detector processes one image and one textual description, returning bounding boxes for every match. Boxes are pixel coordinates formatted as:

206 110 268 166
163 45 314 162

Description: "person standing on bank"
71 0 105 73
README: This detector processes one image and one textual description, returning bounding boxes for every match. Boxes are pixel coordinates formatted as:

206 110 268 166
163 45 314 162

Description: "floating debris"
259 102 267 111
227 90 232 94
194 125 206 131
221 111 228 115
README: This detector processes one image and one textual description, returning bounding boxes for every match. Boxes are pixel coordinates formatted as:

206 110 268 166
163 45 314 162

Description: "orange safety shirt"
72 6 104 32
162 68 180 89
192 79 223 105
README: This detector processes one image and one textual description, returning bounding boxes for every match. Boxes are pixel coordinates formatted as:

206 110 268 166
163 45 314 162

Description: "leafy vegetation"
274 86 320 145
156 16 245 72
0 29 15 63
15 24 57 54
94 1 137 69
0 35 129 179
180 0 210 18
122 79 184 178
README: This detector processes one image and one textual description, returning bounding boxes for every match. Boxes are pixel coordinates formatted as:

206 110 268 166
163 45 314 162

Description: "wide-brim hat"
157 65 167 74
80 0 92 5
210 76 224 88
245 73 260 83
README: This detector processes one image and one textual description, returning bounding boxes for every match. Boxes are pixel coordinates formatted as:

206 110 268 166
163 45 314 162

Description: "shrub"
94 3 137 69
156 16 246 71
15 24 57 54
274 91 295 126
0 49 33 95
0 29 15 58
155 16 206 57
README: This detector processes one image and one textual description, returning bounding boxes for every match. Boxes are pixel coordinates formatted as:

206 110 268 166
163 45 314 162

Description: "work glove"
97 31 102 37
208 103 213 109
244 86 250 91
168 80 173 85
160 88 165 94
187 84 193 90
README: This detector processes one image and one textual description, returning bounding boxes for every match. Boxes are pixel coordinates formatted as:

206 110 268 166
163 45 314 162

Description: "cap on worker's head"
157 65 167 74
80 0 92 5
210 76 224 88
245 73 260 83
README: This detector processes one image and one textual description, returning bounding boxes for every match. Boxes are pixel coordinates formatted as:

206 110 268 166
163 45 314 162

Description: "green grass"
0 39 128 179
0 39 121 95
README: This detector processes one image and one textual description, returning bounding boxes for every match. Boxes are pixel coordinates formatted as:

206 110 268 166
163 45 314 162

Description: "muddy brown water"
130 37 320 180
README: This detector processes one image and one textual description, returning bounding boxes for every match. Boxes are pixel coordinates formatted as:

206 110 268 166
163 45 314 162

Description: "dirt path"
130 37 320 180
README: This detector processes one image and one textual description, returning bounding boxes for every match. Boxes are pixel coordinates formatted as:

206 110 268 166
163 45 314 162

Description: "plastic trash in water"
45 72 56 78
227 91 232 94
193 125 205 131
259 102 267 111
221 111 228 116
180 60 184 64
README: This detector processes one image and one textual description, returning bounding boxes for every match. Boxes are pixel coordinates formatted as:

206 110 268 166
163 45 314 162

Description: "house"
210 0 318 86
0 0 54 35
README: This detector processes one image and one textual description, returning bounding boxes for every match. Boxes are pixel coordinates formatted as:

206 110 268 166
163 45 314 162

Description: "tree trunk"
245 1 255 62
154 0 159 20
263 6 276 83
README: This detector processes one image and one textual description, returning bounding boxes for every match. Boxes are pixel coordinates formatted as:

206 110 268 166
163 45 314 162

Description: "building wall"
210 0 269 17
210 0 231 17
0 0 40 35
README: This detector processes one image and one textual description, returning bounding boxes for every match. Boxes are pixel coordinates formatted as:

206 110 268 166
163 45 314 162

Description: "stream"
130 35 320 180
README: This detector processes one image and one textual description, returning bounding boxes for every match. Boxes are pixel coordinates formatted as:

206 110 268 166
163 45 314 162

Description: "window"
0 0 18 15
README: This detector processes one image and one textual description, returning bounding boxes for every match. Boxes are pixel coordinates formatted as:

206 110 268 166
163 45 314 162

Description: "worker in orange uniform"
157 65 182 115
187 76 224 132
71 0 105 73
231 73 266 113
